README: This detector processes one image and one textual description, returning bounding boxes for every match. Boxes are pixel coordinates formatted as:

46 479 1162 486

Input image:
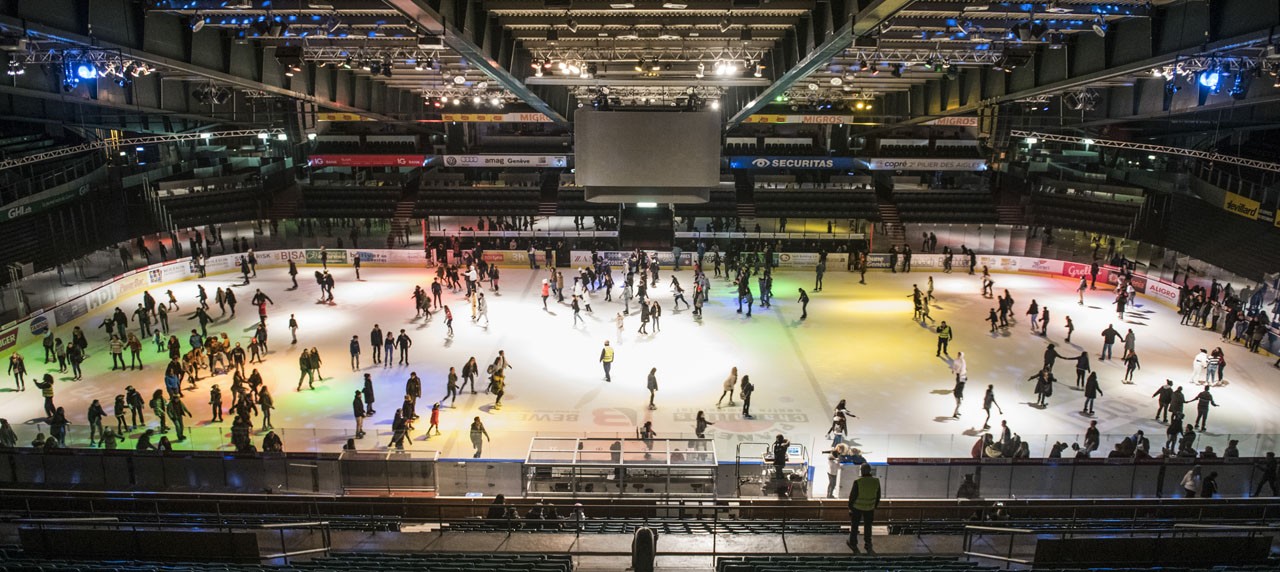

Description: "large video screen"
574 110 720 203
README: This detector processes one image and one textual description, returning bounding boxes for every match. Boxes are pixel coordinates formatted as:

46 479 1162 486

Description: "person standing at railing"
847 463 880 554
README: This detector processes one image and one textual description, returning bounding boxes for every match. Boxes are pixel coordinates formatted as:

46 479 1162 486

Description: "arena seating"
159 187 262 227
0 549 571 572
893 190 997 223
715 555 995 572
414 184 540 217
1163 192 1280 278
302 184 400 218
755 188 877 219
556 188 617 216
874 144 931 157
445 517 842 534
673 190 737 217
1030 191 1141 236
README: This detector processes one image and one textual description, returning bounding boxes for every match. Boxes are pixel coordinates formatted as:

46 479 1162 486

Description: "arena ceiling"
0 0 1276 140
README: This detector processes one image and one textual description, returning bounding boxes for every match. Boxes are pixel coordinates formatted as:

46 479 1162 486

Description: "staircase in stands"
876 201 906 249
996 204 1027 226
733 169 756 226
265 184 301 220
389 189 418 246
538 169 562 218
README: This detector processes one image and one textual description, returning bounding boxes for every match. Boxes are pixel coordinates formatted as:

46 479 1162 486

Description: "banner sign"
440 113 553 123
4 184 91 222
1223 191 1260 220
1146 279 1180 306
304 249 348 265
0 326 16 353
742 114 862 125
727 156 857 170
316 113 373 122
860 158 987 171
441 155 568 168
308 155 427 168
924 116 980 127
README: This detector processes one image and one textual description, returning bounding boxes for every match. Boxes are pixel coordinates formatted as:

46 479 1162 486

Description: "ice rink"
5 260 1279 464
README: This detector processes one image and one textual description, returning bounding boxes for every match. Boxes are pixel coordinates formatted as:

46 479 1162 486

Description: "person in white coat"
717 367 738 407
1191 349 1209 384
951 352 967 418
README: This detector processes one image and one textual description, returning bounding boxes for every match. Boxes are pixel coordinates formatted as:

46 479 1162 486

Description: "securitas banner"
727 156 857 170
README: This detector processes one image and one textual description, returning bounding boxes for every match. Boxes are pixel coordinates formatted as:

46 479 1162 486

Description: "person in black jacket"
362 373 376 415
740 375 755 418
352 390 366 438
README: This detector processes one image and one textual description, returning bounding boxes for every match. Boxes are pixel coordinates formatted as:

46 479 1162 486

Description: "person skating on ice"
717 367 738 407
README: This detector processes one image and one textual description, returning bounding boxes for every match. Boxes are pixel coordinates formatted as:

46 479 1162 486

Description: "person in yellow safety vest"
935 320 953 357
847 463 881 554
599 341 615 382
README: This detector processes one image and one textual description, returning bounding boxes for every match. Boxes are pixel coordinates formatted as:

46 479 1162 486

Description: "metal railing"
961 522 1279 569
3 491 1279 558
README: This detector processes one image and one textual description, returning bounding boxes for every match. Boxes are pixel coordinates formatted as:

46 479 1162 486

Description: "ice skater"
951 352 966 418
718 367 739 407
646 367 658 410
979 385 1002 429
1082 372 1102 415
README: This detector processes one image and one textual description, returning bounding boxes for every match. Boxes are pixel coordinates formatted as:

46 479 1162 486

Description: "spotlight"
830 76 842 86
566 18 578 33
718 17 732 33
854 101 865 110
1198 68 1221 92
5 60 24 76
634 59 645 72
190 15 206 32
710 100 720 110
75 62 97 80
650 59 662 72
1092 18 1107 37
490 96 502 107
754 64 764 78
472 95 482 104
696 62 705 78
1229 69 1254 100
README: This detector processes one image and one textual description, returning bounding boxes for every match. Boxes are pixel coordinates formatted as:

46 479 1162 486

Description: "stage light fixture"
1229 68 1254 100
1198 68 1221 92
1092 18 1107 37
75 62 97 80
718 17 732 33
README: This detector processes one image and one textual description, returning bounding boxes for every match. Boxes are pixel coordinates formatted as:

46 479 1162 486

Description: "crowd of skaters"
7 229 1280 480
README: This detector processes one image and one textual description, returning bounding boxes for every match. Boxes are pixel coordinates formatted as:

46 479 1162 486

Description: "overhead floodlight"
201 132 212 139
1198 68 1222 92
710 100 720 109
276 133 288 141
718 17 732 33
74 62 97 80
696 62 705 78
257 132 270 140
754 64 764 78
830 77 842 86
609 2 635 8
566 18 579 33
636 202 657 208
1229 68 1254 100
453 74 467 84
1025 137 1038 145
472 95 482 104
1092 18 1107 37
662 1 687 8
190 16 206 32
1081 138 1095 145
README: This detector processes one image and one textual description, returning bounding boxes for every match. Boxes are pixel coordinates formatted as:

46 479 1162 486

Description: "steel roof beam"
725 0 917 129
383 0 571 128
0 15 399 123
